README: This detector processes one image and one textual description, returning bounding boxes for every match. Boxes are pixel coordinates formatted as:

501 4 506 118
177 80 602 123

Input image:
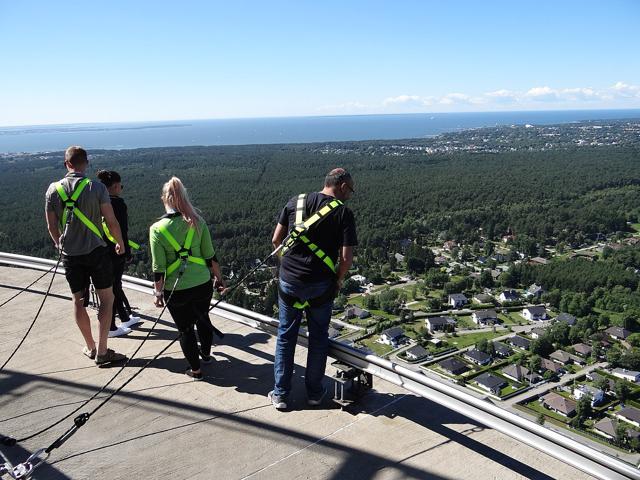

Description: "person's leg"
111 256 129 330
305 299 333 399
89 248 115 356
193 282 214 359
166 290 201 372
273 281 303 398
95 287 115 355
72 290 96 352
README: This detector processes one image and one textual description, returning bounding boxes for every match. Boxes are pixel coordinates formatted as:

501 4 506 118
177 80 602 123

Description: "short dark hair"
65 146 88 167
97 170 121 188
324 167 352 187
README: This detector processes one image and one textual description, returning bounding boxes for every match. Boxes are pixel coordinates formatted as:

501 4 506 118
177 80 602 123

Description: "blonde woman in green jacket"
150 177 226 380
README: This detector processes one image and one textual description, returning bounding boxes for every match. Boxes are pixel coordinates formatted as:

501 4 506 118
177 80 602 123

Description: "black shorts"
62 246 113 294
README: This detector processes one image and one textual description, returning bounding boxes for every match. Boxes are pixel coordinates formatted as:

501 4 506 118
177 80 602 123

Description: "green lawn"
521 399 571 424
455 315 476 329
499 312 524 326
631 223 640 234
357 336 393 356
449 330 504 349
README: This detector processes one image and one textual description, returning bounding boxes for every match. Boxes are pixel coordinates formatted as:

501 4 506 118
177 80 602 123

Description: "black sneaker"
307 387 328 406
185 369 203 381
199 349 213 364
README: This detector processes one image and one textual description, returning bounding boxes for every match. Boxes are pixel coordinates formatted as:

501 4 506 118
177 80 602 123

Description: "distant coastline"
1 109 639 154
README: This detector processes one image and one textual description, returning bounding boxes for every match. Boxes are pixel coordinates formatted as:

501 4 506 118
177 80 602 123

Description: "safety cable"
0 265 56 310
3 266 186 445
0 214 72 373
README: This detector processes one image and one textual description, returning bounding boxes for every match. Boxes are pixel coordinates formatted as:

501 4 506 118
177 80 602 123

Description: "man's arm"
45 210 61 248
336 246 353 290
101 203 125 255
272 223 287 249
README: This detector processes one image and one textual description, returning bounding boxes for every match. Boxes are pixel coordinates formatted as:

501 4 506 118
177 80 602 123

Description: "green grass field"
448 330 504 349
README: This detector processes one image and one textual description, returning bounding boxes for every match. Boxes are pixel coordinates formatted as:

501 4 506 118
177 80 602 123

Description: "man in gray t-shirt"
44 146 127 367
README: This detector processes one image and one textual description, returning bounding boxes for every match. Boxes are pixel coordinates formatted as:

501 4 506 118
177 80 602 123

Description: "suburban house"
606 326 631 340
443 240 458 251
379 327 407 348
493 342 512 358
473 372 506 395
549 350 572 365
572 343 593 358
556 312 577 326
438 357 469 376
611 368 640 383
508 336 531 351
541 392 577 417
349 274 367 285
593 418 640 441
522 306 548 321
501 364 540 384
540 358 564 375
425 316 457 333
345 306 371 320
463 349 492 366
615 407 640 428
498 290 520 304
448 293 468 309
573 385 605 406
530 328 546 339
328 327 341 339
526 283 545 298
472 309 499 325
404 345 429 361
473 293 494 305
529 257 549 266
587 372 616 392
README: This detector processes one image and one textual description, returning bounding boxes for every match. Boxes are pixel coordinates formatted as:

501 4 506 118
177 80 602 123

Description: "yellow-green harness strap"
102 221 140 250
281 195 344 275
156 223 206 275
55 178 104 239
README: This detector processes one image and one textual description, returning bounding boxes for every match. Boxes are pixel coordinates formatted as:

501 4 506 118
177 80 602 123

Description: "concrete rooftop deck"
0 265 593 480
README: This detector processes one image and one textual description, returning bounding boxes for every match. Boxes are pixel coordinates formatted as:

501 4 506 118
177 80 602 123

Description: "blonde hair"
161 177 201 230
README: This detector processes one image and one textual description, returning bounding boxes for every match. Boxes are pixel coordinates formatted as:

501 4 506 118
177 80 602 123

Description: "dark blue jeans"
273 278 334 399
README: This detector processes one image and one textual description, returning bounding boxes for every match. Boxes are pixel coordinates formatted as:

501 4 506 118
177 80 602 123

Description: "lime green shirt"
149 214 215 291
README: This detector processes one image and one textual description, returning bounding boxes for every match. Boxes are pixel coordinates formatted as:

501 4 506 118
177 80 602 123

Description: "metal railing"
1 252 638 480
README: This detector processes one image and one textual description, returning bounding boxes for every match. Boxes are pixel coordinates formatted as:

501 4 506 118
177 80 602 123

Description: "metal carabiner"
12 448 49 479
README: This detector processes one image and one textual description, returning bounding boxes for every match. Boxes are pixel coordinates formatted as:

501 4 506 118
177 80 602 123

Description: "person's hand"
154 294 164 308
335 278 343 296
115 242 125 255
214 276 228 295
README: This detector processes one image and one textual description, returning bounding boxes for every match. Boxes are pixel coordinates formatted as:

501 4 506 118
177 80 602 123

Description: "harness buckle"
64 200 76 210
177 247 191 259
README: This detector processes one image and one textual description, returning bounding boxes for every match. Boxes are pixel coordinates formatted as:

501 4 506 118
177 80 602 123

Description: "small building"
606 326 631 340
379 327 407 348
541 392 577 417
473 372 506 395
448 293 468 309
508 336 531 351
586 372 616 391
349 274 367 285
438 357 469 376
498 290 520 304
328 327 341 339
464 349 492 366
540 358 563 375
425 316 457 333
522 306 548 322
611 368 640 383
473 293 494 304
443 240 458 251
404 345 429 361
529 257 549 266
573 385 604 406
493 342 512 358
472 309 498 325
593 418 618 440
526 283 545 298
345 306 371 320
615 407 640 428
502 364 531 383
530 328 546 339
572 343 592 358
556 312 576 326
549 350 572 365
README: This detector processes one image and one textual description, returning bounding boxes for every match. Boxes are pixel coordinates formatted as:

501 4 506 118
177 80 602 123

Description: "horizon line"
3 107 640 130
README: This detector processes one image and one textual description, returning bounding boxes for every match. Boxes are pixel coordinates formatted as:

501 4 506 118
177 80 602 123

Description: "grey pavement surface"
0 265 596 480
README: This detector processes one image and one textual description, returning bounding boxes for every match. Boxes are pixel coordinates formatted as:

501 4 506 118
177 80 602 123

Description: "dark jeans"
165 281 214 371
273 277 334 399
111 255 129 329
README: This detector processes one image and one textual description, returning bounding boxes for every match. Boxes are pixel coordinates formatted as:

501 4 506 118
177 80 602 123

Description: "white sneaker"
120 316 142 329
108 325 132 338
268 390 288 410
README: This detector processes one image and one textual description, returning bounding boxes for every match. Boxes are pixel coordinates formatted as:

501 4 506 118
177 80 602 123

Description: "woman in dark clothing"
97 170 142 337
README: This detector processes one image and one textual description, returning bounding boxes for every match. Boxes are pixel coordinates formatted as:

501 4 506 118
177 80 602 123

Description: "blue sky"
1 0 639 126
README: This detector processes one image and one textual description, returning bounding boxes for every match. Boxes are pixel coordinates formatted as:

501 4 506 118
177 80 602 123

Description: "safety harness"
54 178 103 239
279 193 343 310
102 221 140 250
155 220 206 276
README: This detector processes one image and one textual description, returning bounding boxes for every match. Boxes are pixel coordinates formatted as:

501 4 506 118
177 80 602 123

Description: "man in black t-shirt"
268 168 357 410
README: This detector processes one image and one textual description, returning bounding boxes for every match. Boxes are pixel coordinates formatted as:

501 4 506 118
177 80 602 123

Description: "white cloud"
382 95 422 106
559 87 600 101
525 86 559 101
611 81 640 98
